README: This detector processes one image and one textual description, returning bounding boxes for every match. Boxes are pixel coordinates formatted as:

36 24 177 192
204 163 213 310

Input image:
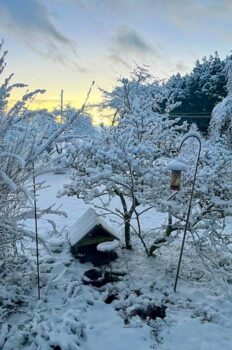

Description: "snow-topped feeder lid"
167 159 187 172
97 240 120 252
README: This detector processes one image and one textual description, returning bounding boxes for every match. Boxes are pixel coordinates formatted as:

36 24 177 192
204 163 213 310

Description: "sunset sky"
1 0 232 122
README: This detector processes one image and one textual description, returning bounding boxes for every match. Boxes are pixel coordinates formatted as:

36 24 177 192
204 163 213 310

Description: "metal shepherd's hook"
174 133 201 292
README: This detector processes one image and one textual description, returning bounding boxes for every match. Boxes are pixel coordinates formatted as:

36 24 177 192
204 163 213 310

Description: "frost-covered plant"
158 135 232 274
0 252 87 350
209 57 232 146
48 106 97 174
59 67 186 253
99 65 179 125
60 68 186 251
0 41 89 257
164 52 227 115
0 256 35 321
1 305 86 350
61 70 187 250
54 105 96 140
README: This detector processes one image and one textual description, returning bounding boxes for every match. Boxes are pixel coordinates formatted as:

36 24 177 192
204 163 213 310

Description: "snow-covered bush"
158 135 232 275
99 65 179 124
61 123 167 250
209 96 232 146
209 58 232 146
56 105 96 139
0 41 88 258
0 250 87 350
61 64 232 268
61 68 187 250
49 106 97 173
1 306 86 350
0 256 35 322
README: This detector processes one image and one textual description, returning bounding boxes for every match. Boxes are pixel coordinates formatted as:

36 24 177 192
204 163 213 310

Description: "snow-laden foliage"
164 52 227 115
209 95 232 145
2 170 232 349
61 68 187 249
48 106 97 173
99 65 180 125
0 42 88 258
157 136 232 273
209 57 232 145
53 104 96 140
63 73 232 264
100 56 228 128
0 242 87 350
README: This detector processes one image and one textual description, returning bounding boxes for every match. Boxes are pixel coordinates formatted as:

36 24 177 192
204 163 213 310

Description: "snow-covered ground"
1 173 232 350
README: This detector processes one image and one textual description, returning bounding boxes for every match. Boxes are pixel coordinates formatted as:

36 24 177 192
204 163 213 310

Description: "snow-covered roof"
69 208 120 246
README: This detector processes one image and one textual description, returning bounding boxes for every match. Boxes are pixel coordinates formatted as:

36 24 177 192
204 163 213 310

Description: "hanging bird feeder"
167 159 187 191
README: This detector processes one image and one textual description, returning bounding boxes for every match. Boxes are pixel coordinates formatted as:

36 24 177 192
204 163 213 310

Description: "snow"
2 41 232 350
83 299 151 350
210 94 232 143
97 239 120 252
69 208 120 246
181 130 201 142
159 318 232 350
167 159 187 171
2 173 232 350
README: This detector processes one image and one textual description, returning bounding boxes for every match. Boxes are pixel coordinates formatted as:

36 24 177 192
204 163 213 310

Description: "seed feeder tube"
167 159 187 191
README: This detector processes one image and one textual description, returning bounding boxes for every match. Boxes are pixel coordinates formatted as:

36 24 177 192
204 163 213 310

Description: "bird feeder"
167 159 187 191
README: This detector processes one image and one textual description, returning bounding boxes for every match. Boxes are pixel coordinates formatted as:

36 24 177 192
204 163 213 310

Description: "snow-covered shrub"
99 65 179 124
209 58 232 146
209 96 232 145
0 256 35 321
61 67 187 251
1 307 86 350
57 106 96 139
0 41 88 257
50 106 97 174
0 252 87 350
159 135 232 276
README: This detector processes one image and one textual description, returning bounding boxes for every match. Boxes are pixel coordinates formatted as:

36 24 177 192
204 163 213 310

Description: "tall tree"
165 53 227 115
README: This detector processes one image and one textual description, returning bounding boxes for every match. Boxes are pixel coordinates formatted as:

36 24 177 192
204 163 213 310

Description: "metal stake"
174 134 201 292
33 163 41 300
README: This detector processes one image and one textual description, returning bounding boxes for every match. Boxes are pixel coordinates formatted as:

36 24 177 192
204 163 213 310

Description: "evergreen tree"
166 53 227 115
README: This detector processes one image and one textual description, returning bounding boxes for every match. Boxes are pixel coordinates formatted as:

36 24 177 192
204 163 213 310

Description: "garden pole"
174 134 201 292
33 163 41 300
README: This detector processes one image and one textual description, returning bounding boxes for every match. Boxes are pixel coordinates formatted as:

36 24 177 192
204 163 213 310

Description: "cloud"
0 0 85 71
158 0 232 35
112 26 152 55
108 26 164 68
108 54 131 69
69 0 232 40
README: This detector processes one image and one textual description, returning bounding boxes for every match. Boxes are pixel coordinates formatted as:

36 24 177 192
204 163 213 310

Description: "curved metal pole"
174 134 201 292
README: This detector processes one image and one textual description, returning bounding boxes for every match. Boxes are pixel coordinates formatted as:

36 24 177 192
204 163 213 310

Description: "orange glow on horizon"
8 90 113 126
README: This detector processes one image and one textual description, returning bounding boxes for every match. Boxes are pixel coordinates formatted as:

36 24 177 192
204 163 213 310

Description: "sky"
1 0 232 123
